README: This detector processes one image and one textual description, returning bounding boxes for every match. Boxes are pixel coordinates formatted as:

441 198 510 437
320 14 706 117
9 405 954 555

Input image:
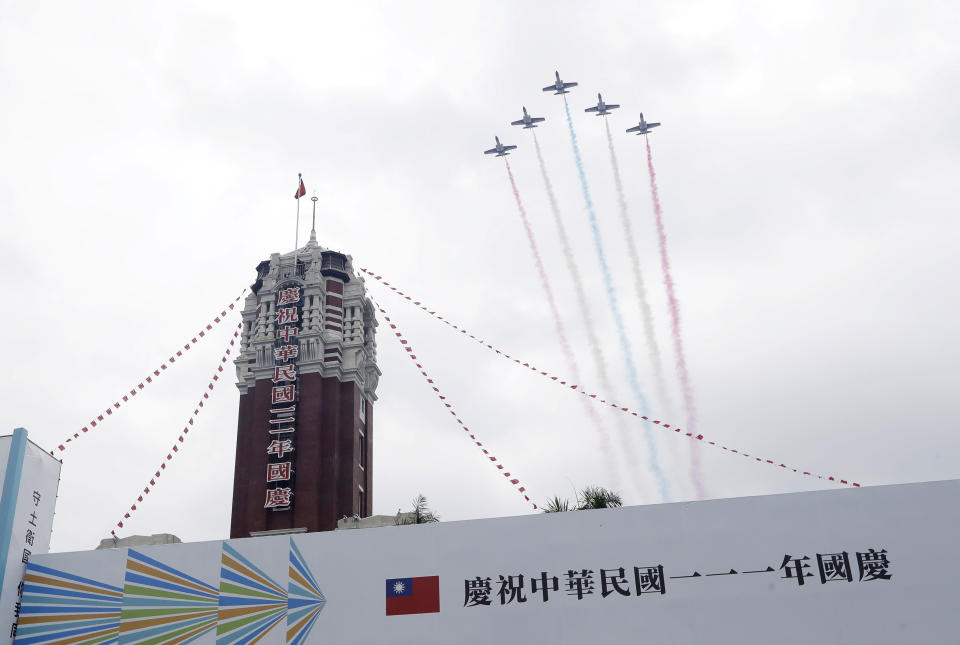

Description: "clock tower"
231 231 379 537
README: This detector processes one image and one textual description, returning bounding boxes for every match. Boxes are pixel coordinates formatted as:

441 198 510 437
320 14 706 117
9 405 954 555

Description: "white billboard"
0 429 61 645
15 479 959 644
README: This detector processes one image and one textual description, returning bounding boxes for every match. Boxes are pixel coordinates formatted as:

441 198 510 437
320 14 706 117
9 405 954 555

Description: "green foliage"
395 494 440 525
576 485 623 510
542 486 622 513
541 495 572 513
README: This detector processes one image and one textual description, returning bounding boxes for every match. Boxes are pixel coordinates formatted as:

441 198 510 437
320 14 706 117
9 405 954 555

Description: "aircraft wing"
563 82 578 89
530 117 545 124
607 103 620 110
484 147 499 155
585 106 599 113
510 119 525 126
502 145 517 152
647 122 661 128
542 85 556 92
625 125 641 133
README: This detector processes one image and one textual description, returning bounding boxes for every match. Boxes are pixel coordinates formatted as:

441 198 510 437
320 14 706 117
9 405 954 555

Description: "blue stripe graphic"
561 98 670 501
122 571 218 599
26 562 123 593
127 550 218 593
219 569 279 597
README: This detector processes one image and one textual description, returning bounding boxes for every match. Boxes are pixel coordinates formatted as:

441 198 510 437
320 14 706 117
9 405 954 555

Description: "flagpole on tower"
310 193 318 245
293 173 305 277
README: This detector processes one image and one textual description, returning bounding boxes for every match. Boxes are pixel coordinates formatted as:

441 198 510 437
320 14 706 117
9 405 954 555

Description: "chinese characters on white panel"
11 490 43 638
464 548 891 607
264 286 302 511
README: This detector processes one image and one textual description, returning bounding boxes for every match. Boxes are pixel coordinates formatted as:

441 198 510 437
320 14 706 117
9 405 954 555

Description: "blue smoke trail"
562 95 670 502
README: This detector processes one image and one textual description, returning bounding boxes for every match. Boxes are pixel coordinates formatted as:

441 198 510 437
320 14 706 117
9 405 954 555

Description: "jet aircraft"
542 71 578 95
585 93 620 116
626 113 661 135
483 136 517 157
510 106 546 129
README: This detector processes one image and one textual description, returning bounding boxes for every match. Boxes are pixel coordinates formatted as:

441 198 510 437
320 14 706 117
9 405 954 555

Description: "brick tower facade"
231 235 379 537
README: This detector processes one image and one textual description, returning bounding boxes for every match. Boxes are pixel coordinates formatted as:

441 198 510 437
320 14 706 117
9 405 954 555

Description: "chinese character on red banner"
267 462 292 482
264 487 293 508
276 307 299 325
271 385 296 404
272 364 297 383
267 439 295 459
277 326 299 342
274 345 299 362
277 287 301 306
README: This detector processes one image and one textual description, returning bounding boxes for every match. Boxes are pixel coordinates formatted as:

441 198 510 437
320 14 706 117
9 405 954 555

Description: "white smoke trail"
603 118 675 418
532 130 652 502
504 158 623 490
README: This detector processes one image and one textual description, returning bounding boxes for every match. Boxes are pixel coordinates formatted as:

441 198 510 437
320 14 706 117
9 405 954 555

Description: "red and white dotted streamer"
361 268 862 489
110 324 240 535
57 291 246 453
376 301 539 510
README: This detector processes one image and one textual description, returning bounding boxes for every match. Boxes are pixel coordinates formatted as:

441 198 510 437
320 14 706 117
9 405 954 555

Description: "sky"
1 1 958 553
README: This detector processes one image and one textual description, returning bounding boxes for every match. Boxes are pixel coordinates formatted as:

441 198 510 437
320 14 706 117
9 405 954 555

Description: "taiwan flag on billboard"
385 576 440 616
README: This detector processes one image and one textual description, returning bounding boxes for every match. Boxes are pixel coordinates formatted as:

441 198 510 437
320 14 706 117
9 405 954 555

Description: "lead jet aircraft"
542 70 578 95
585 93 620 116
626 113 661 135
510 106 546 129
483 136 517 157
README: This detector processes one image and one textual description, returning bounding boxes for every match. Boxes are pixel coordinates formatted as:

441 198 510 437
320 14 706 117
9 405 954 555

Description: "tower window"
358 486 366 516
359 430 366 470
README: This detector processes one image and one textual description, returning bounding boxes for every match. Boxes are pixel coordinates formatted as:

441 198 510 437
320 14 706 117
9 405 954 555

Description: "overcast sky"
1 1 958 553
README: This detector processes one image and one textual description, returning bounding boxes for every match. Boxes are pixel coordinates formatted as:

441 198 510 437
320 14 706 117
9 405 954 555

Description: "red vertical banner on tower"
265 283 303 511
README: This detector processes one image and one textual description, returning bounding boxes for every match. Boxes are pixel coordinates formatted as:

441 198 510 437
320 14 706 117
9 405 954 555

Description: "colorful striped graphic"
286 540 325 645
14 542 328 645
15 562 123 645
119 550 218 644
217 543 287 644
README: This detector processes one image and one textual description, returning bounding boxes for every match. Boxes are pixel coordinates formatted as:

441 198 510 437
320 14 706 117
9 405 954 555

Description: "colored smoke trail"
531 130 636 494
532 131 605 373
603 118 674 416
504 159 620 484
562 95 670 502
645 135 705 499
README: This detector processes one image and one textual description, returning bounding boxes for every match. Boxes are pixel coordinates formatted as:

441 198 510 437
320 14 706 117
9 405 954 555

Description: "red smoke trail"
645 136 706 499
504 159 619 481
604 119 674 416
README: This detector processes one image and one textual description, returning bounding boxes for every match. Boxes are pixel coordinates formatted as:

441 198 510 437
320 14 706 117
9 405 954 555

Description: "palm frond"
541 495 572 513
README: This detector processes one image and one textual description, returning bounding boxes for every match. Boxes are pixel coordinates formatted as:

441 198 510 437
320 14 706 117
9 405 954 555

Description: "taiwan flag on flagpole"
295 176 306 199
385 576 440 616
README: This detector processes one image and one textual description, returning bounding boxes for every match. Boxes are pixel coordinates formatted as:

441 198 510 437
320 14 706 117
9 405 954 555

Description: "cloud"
1 1 957 552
